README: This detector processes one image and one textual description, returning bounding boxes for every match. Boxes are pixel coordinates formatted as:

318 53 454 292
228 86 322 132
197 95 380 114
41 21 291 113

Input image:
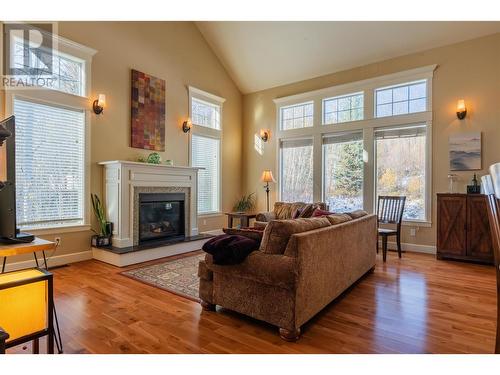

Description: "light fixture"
182 119 192 133
260 129 270 142
456 99 467 120
261 170 276 212
93 94 106 115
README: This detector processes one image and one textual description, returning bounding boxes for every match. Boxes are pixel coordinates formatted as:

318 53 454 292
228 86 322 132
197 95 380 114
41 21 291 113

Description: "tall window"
375 125 427 221
280 101 314 130
323 92 363 125
189 87 224 215
375 80 426 118
323 132 364 212
14 98 85 228
280 138 313 202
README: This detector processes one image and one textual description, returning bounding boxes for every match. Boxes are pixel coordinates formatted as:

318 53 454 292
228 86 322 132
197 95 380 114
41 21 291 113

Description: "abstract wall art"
131 69 166 151
449 132 482 171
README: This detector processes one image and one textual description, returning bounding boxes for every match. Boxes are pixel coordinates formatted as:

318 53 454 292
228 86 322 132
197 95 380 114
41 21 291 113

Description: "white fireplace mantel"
98 160 202 248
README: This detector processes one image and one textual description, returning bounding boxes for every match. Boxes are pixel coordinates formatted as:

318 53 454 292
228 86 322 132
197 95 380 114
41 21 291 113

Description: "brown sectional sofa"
198 213 377 341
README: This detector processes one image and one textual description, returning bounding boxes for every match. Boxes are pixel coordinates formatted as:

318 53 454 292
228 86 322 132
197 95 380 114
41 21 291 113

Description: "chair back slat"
377 196 406 225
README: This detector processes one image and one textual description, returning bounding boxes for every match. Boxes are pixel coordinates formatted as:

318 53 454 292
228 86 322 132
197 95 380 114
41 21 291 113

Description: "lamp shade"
261 170 276 183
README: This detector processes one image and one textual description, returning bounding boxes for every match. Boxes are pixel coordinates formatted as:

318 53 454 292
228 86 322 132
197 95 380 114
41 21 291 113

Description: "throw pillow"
223 227 264 242
202 234 259 265
259 217 331 255
326 213 353 225
312 208 335 217
347 210 368 219
298 204 319 218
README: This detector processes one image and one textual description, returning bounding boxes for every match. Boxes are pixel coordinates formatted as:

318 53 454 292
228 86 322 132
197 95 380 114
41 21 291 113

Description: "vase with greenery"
91 193 112 247
233 192 256 213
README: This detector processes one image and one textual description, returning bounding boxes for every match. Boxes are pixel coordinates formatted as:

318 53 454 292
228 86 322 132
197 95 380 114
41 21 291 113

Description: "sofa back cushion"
326 213 353 225
273 202 327 220
259 217 331 255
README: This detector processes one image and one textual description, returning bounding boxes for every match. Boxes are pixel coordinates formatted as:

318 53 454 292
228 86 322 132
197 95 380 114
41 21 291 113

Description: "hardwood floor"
7 251 498 354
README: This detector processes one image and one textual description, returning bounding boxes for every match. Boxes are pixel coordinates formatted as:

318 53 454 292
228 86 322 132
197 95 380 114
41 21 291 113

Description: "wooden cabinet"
437 193 493 264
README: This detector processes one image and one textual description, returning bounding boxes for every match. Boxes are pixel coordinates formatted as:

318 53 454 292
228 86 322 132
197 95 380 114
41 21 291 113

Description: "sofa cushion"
274 202 306 219
312 208 336 217
326 213 353 225
259 217 331 255
223 227 264 242
347 210 368 219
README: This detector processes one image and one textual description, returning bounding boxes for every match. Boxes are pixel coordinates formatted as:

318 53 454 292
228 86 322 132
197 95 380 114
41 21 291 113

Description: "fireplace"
139 193 185 243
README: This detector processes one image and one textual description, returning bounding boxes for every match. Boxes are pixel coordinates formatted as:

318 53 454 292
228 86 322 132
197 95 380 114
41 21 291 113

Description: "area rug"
120 251 205 302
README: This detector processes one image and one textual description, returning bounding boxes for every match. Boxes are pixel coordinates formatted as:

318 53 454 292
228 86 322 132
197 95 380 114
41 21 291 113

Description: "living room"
2 0 500 371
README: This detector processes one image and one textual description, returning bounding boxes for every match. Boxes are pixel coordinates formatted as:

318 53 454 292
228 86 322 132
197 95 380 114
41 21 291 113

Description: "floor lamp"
261 170 276 212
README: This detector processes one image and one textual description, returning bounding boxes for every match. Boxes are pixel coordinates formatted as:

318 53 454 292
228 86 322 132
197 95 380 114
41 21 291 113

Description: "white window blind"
191 98 221 130
192 134 220 214
13 97 85 228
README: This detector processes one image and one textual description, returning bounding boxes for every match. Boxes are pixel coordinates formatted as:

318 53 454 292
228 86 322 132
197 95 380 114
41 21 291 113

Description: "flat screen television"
0 115 34 244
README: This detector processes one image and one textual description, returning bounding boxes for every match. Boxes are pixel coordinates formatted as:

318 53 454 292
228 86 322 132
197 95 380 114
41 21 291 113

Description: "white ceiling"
196 21 500 94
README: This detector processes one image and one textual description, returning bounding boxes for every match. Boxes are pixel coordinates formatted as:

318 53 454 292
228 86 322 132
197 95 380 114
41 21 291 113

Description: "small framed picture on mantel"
449 132 482 171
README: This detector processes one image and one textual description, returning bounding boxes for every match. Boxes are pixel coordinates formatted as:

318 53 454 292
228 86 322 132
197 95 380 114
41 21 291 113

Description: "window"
280 138 313 202
323 92 363 124
375 80 426 118
14 97 85 228
11 39 85 96
375 125 427 221
280 101 313 130
191 97 221 130
189 87 224 215
323 132 364 212
191 135 220 214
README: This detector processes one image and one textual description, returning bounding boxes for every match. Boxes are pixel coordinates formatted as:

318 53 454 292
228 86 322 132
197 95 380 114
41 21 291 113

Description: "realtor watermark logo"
2 22 58 90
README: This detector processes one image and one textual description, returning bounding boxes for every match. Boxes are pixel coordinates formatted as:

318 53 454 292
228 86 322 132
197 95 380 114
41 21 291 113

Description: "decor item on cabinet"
261 170 276 212
131 69 166 151
164 159 174 166
437 193 493 264
449 132 481 171
90 193 112 247
146 152 161 164
456 99 467 120
447 173 458 193
233 192 256 213
467 173 481 194
92 94 106 115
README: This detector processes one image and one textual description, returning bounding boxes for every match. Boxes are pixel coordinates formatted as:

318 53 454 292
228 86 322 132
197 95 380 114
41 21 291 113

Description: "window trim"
4 33 95 231
274 65 436 224
188 86 224 216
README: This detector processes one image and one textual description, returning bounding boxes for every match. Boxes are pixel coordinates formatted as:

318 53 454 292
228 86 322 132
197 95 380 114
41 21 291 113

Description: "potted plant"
233 192 256 213
91 193 113 247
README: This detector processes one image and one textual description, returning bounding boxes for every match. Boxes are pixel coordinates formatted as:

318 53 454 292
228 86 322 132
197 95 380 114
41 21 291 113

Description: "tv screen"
0 115 17 240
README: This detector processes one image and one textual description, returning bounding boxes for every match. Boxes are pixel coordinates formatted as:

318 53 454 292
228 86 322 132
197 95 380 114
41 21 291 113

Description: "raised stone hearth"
93 160 212 267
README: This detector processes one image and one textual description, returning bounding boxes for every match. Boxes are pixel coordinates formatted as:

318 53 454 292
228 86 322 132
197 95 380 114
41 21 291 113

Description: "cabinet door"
437 195 467 256
467 195 494 261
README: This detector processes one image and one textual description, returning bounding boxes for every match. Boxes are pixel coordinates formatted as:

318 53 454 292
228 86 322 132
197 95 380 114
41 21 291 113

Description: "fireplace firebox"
139 193 185 243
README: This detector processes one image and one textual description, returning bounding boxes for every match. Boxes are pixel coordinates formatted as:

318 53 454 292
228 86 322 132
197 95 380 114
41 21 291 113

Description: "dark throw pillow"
202 234 259 265
222 227 264 242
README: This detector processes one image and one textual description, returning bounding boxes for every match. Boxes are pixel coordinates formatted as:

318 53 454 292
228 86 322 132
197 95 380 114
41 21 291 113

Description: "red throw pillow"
312 208 335 217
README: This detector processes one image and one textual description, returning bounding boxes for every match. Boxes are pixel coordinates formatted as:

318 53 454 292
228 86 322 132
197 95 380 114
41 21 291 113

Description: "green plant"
91 193 109 236
147 152 161 164
233 192 256 212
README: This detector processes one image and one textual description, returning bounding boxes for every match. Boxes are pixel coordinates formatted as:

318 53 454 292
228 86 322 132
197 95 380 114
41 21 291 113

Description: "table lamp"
261 170 276 212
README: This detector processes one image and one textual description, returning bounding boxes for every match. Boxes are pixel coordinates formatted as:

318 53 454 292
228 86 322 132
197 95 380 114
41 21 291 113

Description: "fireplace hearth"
139 192 185 243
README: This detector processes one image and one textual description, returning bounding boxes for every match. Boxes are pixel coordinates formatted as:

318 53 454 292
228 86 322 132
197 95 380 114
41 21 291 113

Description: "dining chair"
376 195 406 262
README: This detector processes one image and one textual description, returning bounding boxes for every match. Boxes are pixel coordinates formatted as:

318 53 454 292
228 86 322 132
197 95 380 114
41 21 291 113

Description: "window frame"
374 79 427 119
188 86 225 216
322 91 364 125
4 32 95 234
274 65 436 225
279 101 314 131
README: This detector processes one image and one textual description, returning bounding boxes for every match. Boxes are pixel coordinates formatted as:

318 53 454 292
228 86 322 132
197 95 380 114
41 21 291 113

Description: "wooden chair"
484 171 500 354
376 196 406 262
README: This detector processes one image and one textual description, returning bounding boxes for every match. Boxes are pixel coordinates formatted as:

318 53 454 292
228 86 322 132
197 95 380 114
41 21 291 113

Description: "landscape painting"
449 132 481 171
131 69 166 151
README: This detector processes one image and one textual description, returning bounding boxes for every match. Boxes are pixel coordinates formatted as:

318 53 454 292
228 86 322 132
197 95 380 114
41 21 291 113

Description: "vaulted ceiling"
196 21 500 94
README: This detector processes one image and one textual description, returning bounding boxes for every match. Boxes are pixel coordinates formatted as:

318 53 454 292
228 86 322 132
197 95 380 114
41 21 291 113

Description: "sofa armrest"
256 211 276 223
0 326 9 354
205 251 297 289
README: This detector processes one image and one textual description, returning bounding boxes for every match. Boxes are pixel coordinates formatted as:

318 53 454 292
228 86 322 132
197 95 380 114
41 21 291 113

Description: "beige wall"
242 32 500 248
1 21 243 266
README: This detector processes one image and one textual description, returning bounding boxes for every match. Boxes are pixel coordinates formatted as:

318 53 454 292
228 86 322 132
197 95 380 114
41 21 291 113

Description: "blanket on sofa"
202 234 259 265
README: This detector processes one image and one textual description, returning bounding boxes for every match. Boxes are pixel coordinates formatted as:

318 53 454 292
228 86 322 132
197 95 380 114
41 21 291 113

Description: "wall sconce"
260 129 270 142
182 119 192 133
456 99 467 120
93 94 106 115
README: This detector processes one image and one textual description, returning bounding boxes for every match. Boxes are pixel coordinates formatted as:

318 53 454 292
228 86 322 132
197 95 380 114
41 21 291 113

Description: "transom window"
191 97 221 130
280 101 313 130
375 80 426 118
323 92 363 125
